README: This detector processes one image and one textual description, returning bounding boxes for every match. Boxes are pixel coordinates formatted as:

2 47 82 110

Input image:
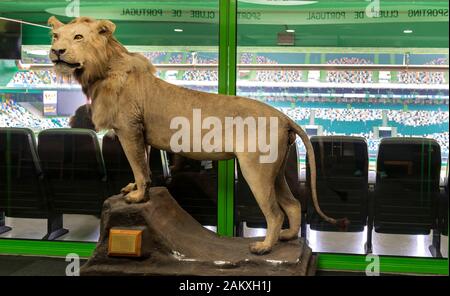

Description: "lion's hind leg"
275 146 301 241
276 173 301 241
237 154 284 255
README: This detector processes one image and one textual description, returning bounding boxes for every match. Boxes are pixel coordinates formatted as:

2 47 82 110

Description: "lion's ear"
97 20 116 36
48 16 64 30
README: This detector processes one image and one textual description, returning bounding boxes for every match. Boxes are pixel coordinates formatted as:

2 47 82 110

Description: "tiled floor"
1 216 447 258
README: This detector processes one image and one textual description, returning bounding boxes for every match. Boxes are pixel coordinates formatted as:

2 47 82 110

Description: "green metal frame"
0 239 447 275
217 0 236 237
0 0 448 276
318 253 448 275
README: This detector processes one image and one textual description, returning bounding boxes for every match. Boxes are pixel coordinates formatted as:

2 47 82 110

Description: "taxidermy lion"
48 16 348 255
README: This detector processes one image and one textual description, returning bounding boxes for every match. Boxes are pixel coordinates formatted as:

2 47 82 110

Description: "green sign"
45 3 448 25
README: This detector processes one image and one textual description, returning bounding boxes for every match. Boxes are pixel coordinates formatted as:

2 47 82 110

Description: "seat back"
439 159 448 236
374 137 441 235
149 147 167 187
235 144 301 228
306 136 369 232
38 128 107 215
102 135 133 195
102 134 168 195
0 127 48 218
167 155 217 226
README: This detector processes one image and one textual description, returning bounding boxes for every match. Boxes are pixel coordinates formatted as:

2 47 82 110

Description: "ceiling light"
286 29 295 33
403 29 413 34
174 28 183 32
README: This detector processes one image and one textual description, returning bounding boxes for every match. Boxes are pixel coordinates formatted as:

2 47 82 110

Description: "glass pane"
0 0 219 242
236 0 448 258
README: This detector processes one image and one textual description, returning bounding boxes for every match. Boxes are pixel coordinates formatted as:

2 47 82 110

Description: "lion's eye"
74 34 84 40
53 33 58 40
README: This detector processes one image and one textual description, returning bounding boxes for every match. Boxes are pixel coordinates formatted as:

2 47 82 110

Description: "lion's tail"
288 118 349 230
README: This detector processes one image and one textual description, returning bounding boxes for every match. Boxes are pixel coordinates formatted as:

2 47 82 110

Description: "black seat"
439 161 448 236
235 144 304 234
0 127 67 239
149 147 168 187
38 128 107 216
102 134 133 195
166 155 217 226
306 136 369 232
373 137 441 256
102 134 168 196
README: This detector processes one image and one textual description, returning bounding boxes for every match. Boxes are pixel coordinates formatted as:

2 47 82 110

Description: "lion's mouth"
52 59 81 68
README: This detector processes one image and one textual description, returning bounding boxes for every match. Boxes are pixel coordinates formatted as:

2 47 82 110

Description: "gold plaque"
108 228 143 257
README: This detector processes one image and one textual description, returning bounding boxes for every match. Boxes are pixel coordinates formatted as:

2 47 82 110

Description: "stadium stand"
7 52 448 86
398 58 447 85
1 99 68 129
327 57 373 84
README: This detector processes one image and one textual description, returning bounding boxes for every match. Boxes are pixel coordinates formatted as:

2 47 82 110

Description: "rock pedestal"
80 187 317 276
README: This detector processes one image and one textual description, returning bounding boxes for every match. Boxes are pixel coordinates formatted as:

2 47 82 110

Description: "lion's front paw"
121 183 137 194
125 190 148 203
249 241 272 255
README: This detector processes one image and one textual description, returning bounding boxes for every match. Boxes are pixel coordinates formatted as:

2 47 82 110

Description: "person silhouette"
68 103 96 131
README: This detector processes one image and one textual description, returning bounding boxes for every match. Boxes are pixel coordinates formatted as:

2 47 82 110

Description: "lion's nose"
51 48 66 56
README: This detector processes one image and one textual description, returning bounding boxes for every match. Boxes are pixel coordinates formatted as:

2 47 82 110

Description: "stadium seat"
438 160 448 237
166 155 218 226
235 144 305 236
0 127 68 240
305 136 369 233
38 128 108 216
149 147 169 187
373 137 441 256
102 134 169 196
102 134 134 196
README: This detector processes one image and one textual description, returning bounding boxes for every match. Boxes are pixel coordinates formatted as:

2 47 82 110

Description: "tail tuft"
336 218 350 231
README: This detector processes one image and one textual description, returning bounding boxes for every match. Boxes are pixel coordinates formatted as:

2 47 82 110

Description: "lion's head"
48 16 125 84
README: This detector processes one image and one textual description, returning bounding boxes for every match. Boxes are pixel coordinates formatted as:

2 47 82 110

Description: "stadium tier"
9 52 449 86
1 51 449 158
0 99 68 130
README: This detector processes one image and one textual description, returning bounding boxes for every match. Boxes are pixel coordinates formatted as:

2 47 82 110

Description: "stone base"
80 187 317 276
